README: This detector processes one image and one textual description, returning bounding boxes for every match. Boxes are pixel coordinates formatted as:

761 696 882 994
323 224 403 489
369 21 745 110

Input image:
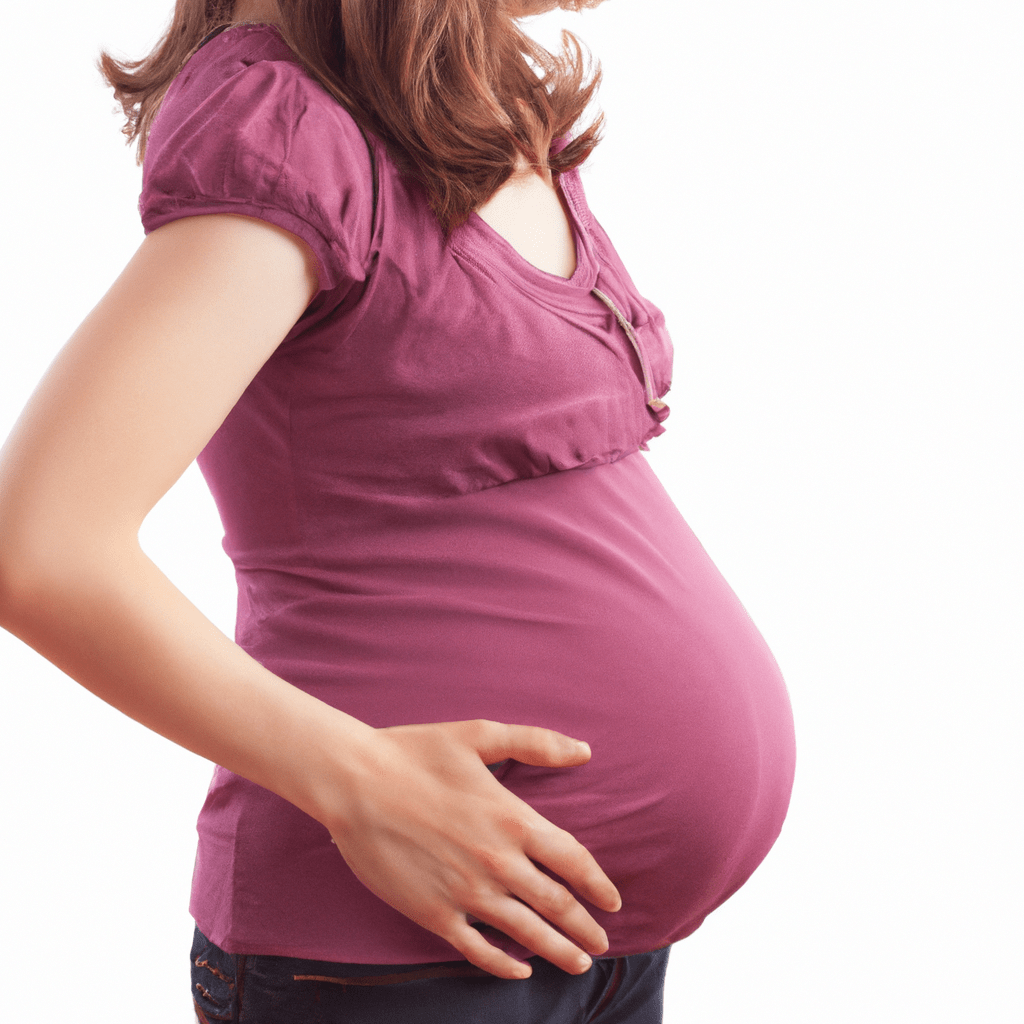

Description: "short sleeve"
139 39 374 299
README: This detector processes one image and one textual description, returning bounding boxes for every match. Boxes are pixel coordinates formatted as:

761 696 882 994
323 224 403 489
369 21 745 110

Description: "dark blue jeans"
191 926 671 1023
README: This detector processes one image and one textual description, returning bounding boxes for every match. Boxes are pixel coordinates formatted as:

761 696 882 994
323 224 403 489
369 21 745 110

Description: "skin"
0 9 617 983
474 158 579 280
230 0 282 25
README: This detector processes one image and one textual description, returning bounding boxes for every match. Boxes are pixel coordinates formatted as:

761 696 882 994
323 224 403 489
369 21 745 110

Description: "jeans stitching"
292 964 492 986
195 956 236 987
236 954 247 1022
193 996 229 1023
589 957 625 1022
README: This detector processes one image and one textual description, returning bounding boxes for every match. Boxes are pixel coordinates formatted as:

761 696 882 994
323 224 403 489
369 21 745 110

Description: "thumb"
469 720 592 768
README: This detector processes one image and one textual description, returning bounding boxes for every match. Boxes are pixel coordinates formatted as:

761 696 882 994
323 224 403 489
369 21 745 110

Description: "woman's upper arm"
0 212 318 582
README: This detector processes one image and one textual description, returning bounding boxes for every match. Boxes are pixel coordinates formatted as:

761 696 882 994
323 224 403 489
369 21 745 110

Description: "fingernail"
576 954 593 973
575 741 591 756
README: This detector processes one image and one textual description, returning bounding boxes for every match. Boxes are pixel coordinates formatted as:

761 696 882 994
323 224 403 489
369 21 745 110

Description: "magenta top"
139 22 796 964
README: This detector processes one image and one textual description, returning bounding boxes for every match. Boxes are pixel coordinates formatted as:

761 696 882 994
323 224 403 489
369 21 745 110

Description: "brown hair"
97 0 608 239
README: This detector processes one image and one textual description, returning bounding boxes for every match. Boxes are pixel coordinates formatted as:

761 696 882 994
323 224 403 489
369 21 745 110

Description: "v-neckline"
453 146 599 294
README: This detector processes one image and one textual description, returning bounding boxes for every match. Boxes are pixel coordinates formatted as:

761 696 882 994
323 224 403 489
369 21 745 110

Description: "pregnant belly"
483 588 796 956
232 452 797 958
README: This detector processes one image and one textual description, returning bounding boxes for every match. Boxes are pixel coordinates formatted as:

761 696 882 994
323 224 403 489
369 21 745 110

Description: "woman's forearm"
0 540 377 826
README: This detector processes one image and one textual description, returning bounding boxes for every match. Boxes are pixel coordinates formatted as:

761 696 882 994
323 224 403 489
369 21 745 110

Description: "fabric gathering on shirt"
138 22 797 965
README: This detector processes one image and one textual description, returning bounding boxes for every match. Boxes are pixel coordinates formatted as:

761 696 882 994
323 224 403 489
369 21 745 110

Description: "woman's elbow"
0 515 129 630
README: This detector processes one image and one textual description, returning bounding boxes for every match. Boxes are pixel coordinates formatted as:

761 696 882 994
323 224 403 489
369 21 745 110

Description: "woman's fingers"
442 917 535 980
469 890 600 975
509 814 622 916
455 818 614 970
502 865 610 957
467 720 622 910
469 720 592 770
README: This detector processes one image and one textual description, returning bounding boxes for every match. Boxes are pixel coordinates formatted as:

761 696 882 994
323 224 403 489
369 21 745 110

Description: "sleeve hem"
140 195 345 296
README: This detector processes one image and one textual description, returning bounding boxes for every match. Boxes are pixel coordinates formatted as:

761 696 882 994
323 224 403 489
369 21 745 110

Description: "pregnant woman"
0 1 796 1021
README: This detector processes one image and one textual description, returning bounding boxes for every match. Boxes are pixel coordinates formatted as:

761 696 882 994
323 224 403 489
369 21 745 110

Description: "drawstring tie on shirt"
591 287 669 415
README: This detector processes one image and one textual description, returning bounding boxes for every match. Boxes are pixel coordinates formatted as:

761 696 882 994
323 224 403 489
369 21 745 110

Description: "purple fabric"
139 23 796 964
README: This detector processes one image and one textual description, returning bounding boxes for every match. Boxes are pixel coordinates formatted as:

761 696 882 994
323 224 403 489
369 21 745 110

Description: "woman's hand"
323 719 622 980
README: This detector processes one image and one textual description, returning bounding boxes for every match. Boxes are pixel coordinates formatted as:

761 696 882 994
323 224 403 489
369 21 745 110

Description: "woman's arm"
0 213 347 815
0 213 619 978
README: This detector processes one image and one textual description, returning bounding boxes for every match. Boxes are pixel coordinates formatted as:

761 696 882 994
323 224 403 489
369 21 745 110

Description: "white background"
1 1 1021 1020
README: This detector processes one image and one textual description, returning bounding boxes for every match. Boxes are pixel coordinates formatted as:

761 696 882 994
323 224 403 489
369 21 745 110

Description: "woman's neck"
230 0 281 26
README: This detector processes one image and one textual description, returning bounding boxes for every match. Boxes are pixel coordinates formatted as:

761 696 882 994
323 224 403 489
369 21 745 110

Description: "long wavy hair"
98 0 608 239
